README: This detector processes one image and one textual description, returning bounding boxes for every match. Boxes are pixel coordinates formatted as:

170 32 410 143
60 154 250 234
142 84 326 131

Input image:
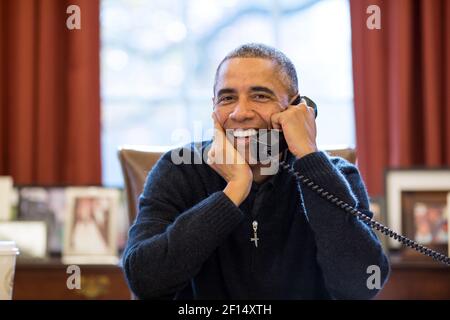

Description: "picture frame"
0 176 13 221
447 193 450 258
401 191 448 258
18 187 67 254
63 187 120 265
116 189 129 253
369 196 388 253
385 169 450 257
0 221 47 259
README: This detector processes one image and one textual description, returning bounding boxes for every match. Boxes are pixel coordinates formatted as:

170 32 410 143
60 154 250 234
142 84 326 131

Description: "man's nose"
229 98 255 122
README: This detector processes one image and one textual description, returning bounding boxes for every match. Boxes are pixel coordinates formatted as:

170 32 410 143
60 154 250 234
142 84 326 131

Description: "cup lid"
0 241 19 255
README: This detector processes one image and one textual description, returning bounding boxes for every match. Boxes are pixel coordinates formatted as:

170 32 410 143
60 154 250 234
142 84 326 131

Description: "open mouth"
231 128 258 138
225 128 286 163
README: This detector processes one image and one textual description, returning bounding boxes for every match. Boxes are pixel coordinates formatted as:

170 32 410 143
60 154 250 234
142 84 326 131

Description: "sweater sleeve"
292 151 390 300
122 155 244 299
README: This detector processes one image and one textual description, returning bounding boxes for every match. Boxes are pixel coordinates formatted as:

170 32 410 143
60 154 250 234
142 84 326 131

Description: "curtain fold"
0 0 101 185
350 0 450 196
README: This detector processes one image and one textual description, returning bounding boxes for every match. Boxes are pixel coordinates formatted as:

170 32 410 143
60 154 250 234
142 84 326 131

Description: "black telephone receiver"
291 95 318 118
253 96 450 266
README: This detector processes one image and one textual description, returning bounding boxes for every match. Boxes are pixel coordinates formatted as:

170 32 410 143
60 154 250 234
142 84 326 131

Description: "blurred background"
0 0 449 300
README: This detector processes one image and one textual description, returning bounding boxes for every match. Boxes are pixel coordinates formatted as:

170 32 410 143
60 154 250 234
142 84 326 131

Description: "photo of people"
402 191 449 249
413 202 448 245
63 188 120 264
70 197 110 255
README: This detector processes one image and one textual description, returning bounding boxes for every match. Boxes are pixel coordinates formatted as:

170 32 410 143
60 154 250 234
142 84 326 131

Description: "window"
101 0 355 186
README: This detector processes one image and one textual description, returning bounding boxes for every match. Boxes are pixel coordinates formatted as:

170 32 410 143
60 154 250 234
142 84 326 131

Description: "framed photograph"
63 187 120 265
10 187 19 220
386 169 450 256
116 189 129 252
447 193 450 258
0 176 13 221
402 191 448 257
369 196 388 253
0 221 47 258
18 187 67 254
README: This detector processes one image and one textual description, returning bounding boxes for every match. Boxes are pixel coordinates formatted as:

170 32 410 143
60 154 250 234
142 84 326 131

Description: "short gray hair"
213 43 299 98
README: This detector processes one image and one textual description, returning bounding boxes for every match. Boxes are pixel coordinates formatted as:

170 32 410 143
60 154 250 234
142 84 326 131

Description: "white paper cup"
0 241 19 300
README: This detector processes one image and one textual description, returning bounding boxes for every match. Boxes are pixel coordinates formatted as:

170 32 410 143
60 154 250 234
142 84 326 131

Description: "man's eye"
218 96 235 103
253 94 270 101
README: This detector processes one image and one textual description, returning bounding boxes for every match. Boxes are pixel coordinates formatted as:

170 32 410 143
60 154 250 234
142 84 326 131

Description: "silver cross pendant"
250 220 259 248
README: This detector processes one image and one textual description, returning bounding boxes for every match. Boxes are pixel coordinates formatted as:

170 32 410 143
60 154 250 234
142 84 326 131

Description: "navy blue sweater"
123 141 390 299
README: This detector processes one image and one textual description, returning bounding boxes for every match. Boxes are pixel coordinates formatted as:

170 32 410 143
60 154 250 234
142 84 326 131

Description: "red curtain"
350 0 450 196
0 0 101 185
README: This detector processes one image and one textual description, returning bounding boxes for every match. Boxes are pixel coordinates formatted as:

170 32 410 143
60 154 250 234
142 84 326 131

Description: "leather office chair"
118 146 168 225
325 148 357 165
118 145 356 224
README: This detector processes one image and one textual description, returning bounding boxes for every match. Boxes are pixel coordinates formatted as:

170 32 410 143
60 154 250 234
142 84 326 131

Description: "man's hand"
207 113 253 206
271 98 318 158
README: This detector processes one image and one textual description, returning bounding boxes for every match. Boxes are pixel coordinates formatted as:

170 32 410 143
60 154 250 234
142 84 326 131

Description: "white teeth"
233 128 258 138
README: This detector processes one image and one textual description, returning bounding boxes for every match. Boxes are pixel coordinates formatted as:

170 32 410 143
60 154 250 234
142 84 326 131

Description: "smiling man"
122 43 390 300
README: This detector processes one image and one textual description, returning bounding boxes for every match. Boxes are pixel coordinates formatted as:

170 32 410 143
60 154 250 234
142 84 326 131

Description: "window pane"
101 0 354 186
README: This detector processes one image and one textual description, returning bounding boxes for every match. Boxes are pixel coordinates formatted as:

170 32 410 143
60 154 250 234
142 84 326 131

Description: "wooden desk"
375 255 450 300
13 259 132 300
12 256 450 300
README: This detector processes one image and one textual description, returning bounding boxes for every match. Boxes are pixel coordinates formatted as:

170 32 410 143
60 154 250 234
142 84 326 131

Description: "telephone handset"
291 95 318 118
253 96 450 266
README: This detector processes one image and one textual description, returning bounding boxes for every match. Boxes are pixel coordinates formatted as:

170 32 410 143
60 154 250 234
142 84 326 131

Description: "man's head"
212 43 299 164
213 43 298 102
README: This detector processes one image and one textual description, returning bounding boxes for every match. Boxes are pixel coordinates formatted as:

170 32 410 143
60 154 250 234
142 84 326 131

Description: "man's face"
213 58 291 164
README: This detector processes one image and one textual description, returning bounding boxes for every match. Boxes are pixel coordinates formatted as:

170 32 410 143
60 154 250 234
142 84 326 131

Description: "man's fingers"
207 147 215 165
210 111 246 166
208 147 215 158
212 112 237 150
270 112 283 130
212 112 228 145
300 98 308 108
300 98 316 116
272 99 315 131
287 99 314 120
212 112 224 132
